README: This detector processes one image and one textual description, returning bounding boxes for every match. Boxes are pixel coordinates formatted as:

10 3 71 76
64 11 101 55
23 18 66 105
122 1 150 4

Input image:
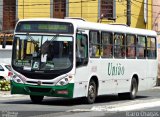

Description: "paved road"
1 87 160 117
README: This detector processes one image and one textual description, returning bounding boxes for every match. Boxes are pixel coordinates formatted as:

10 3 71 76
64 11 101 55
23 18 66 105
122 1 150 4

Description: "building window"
53 0 66 19
3 0 16 32
100 0 116 19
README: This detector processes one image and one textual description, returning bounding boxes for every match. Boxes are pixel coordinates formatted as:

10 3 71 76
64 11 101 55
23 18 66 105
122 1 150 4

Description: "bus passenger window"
137 36 146 58
126 34 136 58
114 33 125 58
103 45 112 57
101 32 113 58
127 46 135 58
89 31 100 58
89 45 100 57
76 34 88 66
147 37 156 59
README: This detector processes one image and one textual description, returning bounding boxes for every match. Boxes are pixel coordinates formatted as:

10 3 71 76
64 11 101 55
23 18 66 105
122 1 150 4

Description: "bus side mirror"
2 35 6 48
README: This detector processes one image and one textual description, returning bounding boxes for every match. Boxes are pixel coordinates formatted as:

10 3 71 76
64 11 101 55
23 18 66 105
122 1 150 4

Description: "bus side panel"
73 66 89 98
112 59 133 93
135 60 156 91
98 59 117 95
128 60 148 91
88 59 117 95
146 60 158 89
73 59 158 98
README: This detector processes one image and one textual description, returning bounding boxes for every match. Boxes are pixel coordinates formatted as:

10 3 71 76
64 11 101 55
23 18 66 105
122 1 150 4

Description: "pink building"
152 0 160 79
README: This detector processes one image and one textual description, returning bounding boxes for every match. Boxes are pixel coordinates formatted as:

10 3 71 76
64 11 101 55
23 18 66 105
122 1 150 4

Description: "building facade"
0 0 17 33
0 0 17 64
18 0 69 19
18 0 50 19
152 0 160 80
17 0 152 30
69 0 152 29
0 0 17 46
152 0 160 32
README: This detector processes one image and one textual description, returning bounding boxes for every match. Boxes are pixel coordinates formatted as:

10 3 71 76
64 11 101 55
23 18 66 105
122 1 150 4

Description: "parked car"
0 63 13 80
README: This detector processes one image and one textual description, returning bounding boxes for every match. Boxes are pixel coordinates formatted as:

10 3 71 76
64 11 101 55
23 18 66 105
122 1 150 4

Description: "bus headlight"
56 75 73 86
12 74 26 84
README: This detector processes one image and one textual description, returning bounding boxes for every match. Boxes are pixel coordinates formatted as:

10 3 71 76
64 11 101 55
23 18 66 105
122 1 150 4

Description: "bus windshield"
12 34 73 71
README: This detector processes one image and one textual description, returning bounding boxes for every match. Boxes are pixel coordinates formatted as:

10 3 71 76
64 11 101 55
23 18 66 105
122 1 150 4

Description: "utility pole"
127 0 131 26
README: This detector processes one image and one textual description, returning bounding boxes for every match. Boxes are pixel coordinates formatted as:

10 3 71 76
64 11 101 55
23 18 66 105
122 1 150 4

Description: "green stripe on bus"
11 81 74 98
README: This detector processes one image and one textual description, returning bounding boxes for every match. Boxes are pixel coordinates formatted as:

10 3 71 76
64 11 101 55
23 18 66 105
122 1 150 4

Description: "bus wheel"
129 78 138 99
30 95 44 104
85 79 97 104
118 78 138 100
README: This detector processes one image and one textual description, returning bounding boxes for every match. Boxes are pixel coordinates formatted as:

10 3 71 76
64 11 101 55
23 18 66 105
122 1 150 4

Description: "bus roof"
17 18 157 37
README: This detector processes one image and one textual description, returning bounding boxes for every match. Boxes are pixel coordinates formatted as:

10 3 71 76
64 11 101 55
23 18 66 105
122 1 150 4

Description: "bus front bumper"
10 81 74 98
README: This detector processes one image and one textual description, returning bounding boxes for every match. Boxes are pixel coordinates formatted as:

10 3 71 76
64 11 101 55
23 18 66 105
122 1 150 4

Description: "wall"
109 0 152 29
17 0 152 30
69 0 98 22
0 45 12 64
18 0 50 19
69 0 152 29
152 0 160 79
152 0 160 31
3 0 16 31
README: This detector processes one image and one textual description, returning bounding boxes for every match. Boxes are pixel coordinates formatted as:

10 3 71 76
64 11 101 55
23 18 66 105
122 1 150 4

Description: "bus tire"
30 95 44 104
118 78 138 100
128 77 138 99
85 79 97 104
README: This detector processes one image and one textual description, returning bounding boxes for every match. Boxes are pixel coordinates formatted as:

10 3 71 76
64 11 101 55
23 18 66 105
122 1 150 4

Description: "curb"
152 86 160 89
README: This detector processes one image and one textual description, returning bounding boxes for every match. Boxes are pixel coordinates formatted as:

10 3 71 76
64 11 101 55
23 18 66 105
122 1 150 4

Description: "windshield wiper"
26 33 38 44
50 34 59 42
43 34 59 48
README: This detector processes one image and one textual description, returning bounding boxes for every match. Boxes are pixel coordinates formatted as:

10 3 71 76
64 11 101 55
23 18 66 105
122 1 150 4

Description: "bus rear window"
15 21 74 34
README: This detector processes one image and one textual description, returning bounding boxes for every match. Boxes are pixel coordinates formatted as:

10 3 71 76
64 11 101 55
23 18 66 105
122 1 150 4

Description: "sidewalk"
0 91 12 98
0 91 24 98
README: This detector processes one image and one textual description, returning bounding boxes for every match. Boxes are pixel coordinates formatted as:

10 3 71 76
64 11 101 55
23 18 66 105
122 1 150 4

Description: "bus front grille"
28 87 51 93
26 81 54 85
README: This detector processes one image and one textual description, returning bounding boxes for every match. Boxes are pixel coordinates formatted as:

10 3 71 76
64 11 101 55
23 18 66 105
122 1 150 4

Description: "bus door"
74 29 89 97
146 36 157 88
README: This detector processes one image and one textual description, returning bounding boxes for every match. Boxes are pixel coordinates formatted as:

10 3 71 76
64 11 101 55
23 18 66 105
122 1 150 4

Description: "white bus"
10 18 158 104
